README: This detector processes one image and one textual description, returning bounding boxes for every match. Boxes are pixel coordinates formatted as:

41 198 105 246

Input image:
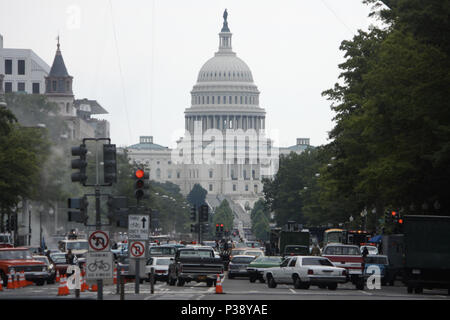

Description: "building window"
156 168 161 179
207 96 209 104
17 82 25 92
168 170 172 179
32 83 40 94
209 170 213 178
252 170 256 179
66 103 70 114
218 96 221 104
223 96 226 104
254 185 258 193
245 185 249 191
18 60 25 75
177 171 180 179
52 81 57 91
243 170 247 180
5 60 12 74
168 160 172 165
209 184 213 191
235 96 237 104
212 96 215 104
4 82 12 93
233 184 237 191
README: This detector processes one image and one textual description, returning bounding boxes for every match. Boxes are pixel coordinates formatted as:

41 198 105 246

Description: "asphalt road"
1 272 449 300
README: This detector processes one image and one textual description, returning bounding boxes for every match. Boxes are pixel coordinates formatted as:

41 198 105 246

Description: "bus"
323 229 371 246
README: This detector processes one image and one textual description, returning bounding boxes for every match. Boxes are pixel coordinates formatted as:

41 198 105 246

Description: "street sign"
88 230 110 252
128 214 150 240
129 240 146 259
86 251 114 280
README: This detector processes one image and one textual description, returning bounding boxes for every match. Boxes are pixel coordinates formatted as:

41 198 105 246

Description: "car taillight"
308 269 314 275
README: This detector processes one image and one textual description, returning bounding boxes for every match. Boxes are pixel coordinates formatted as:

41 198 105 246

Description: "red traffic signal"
398 218 403 224
135 169 145 179
391 211 397 217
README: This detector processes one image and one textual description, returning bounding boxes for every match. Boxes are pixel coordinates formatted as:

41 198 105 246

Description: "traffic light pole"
95 140 103 300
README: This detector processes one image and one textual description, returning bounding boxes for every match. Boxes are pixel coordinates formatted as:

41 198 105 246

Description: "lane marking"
289 289 296 294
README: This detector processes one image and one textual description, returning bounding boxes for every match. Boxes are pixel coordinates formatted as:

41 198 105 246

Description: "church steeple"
217 9 233 55
45 37 73 95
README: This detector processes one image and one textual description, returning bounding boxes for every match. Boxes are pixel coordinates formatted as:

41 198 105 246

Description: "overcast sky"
0 0 382 149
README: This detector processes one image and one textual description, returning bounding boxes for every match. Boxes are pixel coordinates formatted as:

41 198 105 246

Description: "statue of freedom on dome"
223 9 228 22
221 9 230 32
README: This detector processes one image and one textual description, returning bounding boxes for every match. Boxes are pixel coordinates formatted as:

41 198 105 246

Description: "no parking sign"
129 241 146 259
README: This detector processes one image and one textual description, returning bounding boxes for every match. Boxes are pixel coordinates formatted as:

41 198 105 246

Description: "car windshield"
302 257 334 266
149 247 176 255
179 250 213 258
34 257 49 264
324 246 360 255
232 250 246 256
0 250 33 260
244 251 263 257
365 256 388 264
66 241 88 250
50 254 67 263
156 258 171 265
0 235 11 243
285 246 309 255
232 256 255 264
252 257 282 264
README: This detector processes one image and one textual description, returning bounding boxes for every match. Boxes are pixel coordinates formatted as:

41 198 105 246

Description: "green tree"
187 183 208 208
212 199 234 233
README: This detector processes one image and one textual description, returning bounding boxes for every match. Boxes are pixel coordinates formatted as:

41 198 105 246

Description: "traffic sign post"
86 252 114 280
128 214 150 240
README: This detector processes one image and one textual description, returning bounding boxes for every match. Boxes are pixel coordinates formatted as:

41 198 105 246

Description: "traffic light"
216 224 220 232
190 206 197 222
220 224 224 232
133 168 149 200
391 211 399 223
107 196 128 215
199 205 209 223
103 144 117 184
68 196 88 223
71 144 87 184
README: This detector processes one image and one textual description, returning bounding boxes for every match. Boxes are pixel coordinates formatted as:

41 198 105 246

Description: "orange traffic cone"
13 272 18 289
90 283 98 292
57 275 70 296
113 267 117 284
6 273 14 289
19 271 26 288
215 274 223 294
55 270 60 283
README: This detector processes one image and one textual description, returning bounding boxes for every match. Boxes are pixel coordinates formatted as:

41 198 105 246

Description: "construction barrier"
215 274 223 294
6 273 14 289
57 275 70 296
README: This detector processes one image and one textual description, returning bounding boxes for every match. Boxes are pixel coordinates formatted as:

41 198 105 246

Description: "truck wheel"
249 275 257 283
318 284 327 289
414 287 423 294
259 278 266 284
407 286 413 294
267 275 277 288
355 281 364 290
0 271 7 287
328 283 338 290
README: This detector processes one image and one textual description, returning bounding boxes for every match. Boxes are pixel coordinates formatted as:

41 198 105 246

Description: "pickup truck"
167 247 224 287
321 243 365 290
0 247 48 286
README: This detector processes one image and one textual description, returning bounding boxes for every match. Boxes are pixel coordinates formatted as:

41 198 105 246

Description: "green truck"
269 228 310 257
403 215 450 295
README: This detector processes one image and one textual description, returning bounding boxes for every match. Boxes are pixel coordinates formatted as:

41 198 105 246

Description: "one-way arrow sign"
128 214 150 240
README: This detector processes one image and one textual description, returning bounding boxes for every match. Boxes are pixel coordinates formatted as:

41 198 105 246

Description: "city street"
1 272 449 300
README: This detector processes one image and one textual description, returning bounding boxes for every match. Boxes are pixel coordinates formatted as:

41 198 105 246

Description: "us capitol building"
125 11 311 227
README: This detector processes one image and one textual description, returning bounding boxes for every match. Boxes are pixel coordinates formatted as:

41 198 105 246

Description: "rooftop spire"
48 36 70 78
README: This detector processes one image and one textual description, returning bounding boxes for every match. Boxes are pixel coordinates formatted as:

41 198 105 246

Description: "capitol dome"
185 10 266 134
197 55 254 83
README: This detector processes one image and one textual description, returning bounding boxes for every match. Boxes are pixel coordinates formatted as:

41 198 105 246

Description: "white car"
145 256 172 283
360 245 378 255
264 256 347 290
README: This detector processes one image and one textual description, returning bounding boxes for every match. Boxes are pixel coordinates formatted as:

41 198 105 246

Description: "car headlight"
42 266 47 272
